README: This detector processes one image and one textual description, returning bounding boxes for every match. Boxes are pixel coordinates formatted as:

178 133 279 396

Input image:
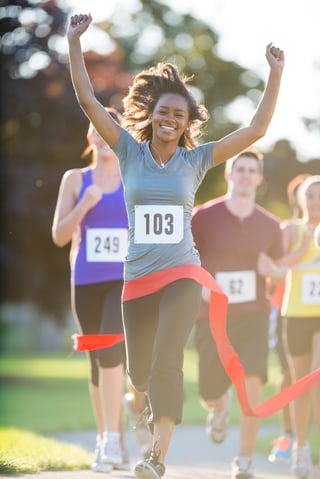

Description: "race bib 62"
215 270 256 304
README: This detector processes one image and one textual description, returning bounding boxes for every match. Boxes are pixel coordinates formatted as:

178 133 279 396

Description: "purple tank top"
72 169 128 285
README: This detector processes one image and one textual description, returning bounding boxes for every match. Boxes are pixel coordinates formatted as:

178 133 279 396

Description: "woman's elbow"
78 97 90 112
77 92 96 114
250 118 270 140
251 127 266 143
52 230 68 248
256 132 266 142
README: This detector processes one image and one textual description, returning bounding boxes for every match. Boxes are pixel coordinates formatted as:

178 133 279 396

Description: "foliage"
1 0 126 320
108 0 256 138
197 140 320 211
1 0 319 322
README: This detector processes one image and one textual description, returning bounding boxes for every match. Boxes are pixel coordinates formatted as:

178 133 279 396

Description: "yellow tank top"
281 223 320 317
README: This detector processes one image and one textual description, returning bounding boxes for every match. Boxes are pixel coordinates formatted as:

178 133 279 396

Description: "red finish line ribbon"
72 333 124 351
73 264 320 417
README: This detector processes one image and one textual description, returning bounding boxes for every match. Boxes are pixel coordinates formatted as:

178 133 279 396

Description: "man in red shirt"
192 149 284 479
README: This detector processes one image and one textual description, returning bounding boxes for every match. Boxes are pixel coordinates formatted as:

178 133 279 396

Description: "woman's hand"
265 42 285 72
67 13 93 41
82 184 103 210
257 251 276 277
257 252 286 280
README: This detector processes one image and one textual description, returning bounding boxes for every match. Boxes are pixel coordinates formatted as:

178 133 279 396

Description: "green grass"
0 428 91 474
0 349 318 472
0 349 282 433
0 353 95 433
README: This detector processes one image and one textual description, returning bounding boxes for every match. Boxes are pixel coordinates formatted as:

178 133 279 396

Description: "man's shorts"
195 313 269 401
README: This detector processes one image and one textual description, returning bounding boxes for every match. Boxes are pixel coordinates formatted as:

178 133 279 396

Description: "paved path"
3 425 312 479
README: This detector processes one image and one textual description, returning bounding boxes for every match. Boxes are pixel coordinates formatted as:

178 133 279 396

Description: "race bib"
86 228 128 262
215 270 256 304
134 205 183 244
301 273 320 304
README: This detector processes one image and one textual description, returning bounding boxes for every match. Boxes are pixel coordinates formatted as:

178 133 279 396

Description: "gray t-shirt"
114 129 215 280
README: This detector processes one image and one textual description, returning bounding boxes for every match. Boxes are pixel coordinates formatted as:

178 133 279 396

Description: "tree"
100 0 267 202
0 0 120 319
0 0 279 322
261 140 320 219
1 0 77 318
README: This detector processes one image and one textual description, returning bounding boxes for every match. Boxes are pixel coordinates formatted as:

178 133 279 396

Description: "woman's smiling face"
151 93 189 144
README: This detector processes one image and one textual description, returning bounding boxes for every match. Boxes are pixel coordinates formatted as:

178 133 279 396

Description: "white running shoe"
124 392 153 455
134 442 165 479
134 459 165 479
91 435 113 473
206 389 232 443
292 442 313 478
231 455 255 479
101 432 122 466
114 448 131 471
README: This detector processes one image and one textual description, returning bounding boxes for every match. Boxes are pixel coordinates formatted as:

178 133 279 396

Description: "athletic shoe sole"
91 462 113 473
134 461 164 479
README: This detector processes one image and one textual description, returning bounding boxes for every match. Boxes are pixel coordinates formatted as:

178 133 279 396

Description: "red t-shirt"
192 197 283 319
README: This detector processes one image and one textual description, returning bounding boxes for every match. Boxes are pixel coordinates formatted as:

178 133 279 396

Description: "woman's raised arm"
67 13 121 147
213 43 285 165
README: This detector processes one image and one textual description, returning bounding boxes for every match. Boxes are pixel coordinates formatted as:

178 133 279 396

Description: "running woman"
66 12 284 478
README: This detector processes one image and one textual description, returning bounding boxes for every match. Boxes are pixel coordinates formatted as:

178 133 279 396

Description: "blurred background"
1 0 319 354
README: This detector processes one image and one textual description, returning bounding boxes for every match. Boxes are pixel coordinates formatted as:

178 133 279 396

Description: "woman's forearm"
249 68 283 138
68 36 95 111
52 201 88 247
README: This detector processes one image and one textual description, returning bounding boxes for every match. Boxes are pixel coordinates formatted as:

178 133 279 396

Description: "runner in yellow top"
282 223 320 317
280 175 320 479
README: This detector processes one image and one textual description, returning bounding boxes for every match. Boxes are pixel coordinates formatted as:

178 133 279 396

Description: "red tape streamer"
73 264 320 417
72 333 124 351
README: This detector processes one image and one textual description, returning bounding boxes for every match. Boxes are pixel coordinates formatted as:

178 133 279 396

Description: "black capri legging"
122 278 202 424
72 280 126 386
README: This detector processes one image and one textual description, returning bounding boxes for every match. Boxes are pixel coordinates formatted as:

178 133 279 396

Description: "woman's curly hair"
122 62 209 149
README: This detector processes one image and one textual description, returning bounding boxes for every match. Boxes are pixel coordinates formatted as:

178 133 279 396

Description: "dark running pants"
122 278 202 424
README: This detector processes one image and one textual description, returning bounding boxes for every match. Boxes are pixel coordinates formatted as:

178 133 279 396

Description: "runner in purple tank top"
52 107 151 472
